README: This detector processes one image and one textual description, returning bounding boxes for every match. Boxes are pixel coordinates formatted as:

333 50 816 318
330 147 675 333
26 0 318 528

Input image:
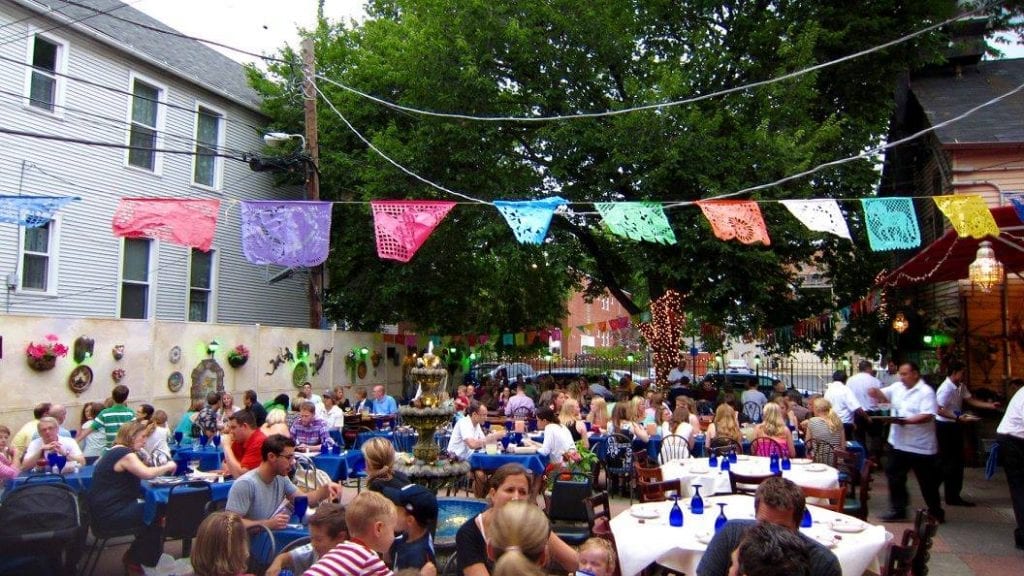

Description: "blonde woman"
558 398 589 448
586 397 609 433
608 403 650 443
804 397 845 449
753 403 795 457
190 511 249 576
261 408 290 438
362 436 410 492
706 404 742 448
488 501 552 576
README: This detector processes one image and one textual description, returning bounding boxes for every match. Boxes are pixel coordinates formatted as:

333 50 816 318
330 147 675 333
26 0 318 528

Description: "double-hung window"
188 248 215 322
20 220 58 291
27 34 64 112
120 238 151 319
192 105 224 188
128 78 162 171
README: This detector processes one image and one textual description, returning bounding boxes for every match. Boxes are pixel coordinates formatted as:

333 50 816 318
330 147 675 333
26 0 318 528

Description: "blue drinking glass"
173 431 184 446
505 420 514 432
728 450 738 463
293 495 309 526
56 455 68 472
690 484 704 514
212 435 221 449
199 434 209 450
769 454 780 474
801 508 812 528
781 456 791 470
46 452 59 470
720 457 730 472
715 503 729 532
708 452 718 467
669 495 684 527
69 429 78 439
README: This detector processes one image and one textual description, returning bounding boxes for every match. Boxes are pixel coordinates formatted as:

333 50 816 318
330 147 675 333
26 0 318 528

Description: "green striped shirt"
91 404 135 450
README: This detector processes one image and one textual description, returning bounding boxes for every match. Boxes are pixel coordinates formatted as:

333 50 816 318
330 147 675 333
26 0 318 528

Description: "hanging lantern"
968 240 1004 292
892 312 909 334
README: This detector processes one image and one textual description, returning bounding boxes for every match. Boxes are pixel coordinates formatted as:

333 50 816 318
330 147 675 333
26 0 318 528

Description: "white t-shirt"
824 382 862 425
667 368 692 384
21 436 83 472
448 416 484 460
324 405 345 429
882 381 938 455
846 372 881 411
538 422 576 465
996 387 1024 439
144 425 170 458
934 377 972 423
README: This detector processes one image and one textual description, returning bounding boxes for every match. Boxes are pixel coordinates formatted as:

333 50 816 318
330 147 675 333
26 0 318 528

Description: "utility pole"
302 37 324 329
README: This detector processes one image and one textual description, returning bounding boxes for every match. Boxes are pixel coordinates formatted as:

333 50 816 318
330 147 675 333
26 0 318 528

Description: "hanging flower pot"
227 345 249 368
27 355 57 371
111 368 125 383
25 334 67 372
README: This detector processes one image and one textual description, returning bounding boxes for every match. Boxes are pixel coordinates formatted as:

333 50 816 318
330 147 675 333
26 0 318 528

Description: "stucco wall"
0 314 403 430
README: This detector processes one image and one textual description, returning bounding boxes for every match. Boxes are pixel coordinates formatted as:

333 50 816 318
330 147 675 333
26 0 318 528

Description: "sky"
134 1 1023 66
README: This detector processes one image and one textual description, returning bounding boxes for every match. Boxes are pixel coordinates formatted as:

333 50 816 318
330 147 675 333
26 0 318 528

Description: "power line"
312 3 992 123
0 125 246 160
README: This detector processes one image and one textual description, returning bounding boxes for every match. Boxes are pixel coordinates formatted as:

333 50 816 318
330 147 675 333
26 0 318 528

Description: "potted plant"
547 440 598 492
227 344 250 368
111 368 125 383
25 334 69 371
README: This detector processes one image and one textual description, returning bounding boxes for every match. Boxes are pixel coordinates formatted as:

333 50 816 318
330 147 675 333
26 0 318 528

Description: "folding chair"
163 481 213 557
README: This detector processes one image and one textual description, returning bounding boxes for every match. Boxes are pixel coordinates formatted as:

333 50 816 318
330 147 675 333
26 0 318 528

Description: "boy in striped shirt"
304 491 396 576
79 385 134 451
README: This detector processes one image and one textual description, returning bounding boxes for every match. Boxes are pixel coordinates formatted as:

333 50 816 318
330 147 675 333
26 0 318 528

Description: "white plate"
830 519 866 533
689 466 710 475
696 531 714 544
805 464 827 472
791 458 812 465
513 446 538 454
629 505 660 519
736 455 751 461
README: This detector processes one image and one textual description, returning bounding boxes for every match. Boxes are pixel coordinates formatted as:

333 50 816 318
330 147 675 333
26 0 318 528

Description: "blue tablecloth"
353 430 397 450
468 452 548 476
174 446 224 472
250 526 310 565
6 466 94 493
312 451 365 481
142 479 233 524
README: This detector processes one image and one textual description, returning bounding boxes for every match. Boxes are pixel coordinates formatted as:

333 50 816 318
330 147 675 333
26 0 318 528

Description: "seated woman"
86 420 178 572
706 404 742 452
666 406 695 449
753 403 796 457
558 399 589 448
803 397 845 454
586 397 609 434
456 464 578 576
260 409 291 438
362 436 410 492
607 403 650 444
172 399 203 448
488 501 553 576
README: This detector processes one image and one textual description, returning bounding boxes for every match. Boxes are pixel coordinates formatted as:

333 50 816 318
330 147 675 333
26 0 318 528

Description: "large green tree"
250 0 1019 344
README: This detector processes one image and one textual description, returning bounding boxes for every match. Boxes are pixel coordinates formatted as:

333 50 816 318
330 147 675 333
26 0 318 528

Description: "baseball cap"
382 484 438 528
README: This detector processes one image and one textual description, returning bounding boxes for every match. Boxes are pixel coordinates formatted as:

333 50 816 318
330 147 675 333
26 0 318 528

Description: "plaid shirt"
290 417 329 446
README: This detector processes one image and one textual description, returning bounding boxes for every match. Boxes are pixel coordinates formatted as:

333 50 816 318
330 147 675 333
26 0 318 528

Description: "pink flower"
26 343 47 359
45 334 59 342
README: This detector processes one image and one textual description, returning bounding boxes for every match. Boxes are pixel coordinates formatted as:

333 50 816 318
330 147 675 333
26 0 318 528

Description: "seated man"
696 476 840 576
504 383 536 417
289 401 330 451
30 404 73 440
221 409 265 478
370 385 399 416
21 416 85 473
449 401 505 496
12 402 51 455
729 522 811 576
225 434 341 530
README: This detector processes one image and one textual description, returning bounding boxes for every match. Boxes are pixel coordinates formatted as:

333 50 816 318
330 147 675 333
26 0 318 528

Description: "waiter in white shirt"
824 371 866 441
846 360 883 460
935 360 999 507
869 362 943 523
997 380 1024 550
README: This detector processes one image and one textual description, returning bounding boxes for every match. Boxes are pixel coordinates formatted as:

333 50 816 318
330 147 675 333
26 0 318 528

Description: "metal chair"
638 478 683 503
912 509 940 576
247 524 277 576
658 434 690 464
280 535 311 554
709 441 741 459
742 401 763 423
604 433 636 502
546 478 593 545
81 517 137 576
806 438 837 467
749 437 784 457
884 529 920 576
163 481 213 557
799 484 846 513
439 550 459 576
728 470 780 495
512 406 534 420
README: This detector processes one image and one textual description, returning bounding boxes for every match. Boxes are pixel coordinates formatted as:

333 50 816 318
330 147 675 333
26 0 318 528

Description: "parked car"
703 371 782 395
468 362 537 384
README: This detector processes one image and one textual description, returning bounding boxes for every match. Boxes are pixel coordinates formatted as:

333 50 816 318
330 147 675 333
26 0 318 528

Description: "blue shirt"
371 395 399 415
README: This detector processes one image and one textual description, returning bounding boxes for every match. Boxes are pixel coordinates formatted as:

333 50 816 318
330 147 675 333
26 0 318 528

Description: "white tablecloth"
660 456 839 495
609 494 889 576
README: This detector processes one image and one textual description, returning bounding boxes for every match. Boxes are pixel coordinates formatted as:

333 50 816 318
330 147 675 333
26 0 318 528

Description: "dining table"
468 451 548 476
660 456 840 496
141 477 233 524
311 450 365 481
5 465 94 493
609 493 891 576
173 445 224 472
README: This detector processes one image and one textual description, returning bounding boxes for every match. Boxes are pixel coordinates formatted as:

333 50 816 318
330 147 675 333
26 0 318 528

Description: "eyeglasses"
275 452 297 461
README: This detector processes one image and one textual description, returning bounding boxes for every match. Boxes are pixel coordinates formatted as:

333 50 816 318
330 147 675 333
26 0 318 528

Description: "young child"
266 503 347 576
578 538 617 576
190 511 249 576
383 484 438 572
0 425 18 481
304 491 397 576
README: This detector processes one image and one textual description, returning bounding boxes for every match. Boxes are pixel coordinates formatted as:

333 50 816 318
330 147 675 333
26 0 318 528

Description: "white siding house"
0 0 311 327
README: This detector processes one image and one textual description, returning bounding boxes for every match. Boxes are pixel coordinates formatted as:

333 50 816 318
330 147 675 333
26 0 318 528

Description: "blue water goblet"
46 452 59 471
212 435 222 449
720 457 730 472
56 454 68 472
199 434 209 450
728 450 738 464
708 452 718 467
293 495 309 526
715 503 729 532
505 420 513 432
173 431 184 446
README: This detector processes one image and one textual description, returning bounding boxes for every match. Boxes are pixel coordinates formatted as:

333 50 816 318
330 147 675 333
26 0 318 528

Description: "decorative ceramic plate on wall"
292 362 309 388
68 365 93 394
169 346 182 364
167 371 184 393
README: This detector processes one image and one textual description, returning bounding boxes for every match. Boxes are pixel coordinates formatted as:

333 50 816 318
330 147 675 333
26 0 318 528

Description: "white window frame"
123 72 167 175
23 30 69 117
186 248 218 322
117 237 156 319
190 101 226 190
15 215 61 295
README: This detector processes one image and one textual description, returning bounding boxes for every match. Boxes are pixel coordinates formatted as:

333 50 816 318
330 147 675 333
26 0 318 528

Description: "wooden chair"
884 529 920 576
634 464 663 487
806 438 837 467
639 478 683 503
912 508 940 576
800 484 846 513
728 470 780 495
582 491 613 540
749 437 784 457
659 434 690 464
843 458 875 521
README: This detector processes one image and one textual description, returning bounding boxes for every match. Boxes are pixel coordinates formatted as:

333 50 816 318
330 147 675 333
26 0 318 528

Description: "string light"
637 290 684 391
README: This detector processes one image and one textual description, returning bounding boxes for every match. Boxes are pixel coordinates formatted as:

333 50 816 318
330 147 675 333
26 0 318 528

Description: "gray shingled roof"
21 0 263 111
910 58 1024 144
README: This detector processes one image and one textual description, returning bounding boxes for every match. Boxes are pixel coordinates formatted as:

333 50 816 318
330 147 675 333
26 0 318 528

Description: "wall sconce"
297 341 310 361
360 347 369 356
892 312 909 334
74 337 94 363
206 339 220 357
968 240 1004 292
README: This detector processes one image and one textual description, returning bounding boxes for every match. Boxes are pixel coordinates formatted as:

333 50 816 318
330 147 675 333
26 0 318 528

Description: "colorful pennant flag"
371 200 455 262
779 199 851 240
933 195 999 238
594 202 676 244
695 200 771 245
861 197 920 251
493 196 566 244
240 201 331 265
113 198 220 251
1010 197 1024 223
0 195 79 227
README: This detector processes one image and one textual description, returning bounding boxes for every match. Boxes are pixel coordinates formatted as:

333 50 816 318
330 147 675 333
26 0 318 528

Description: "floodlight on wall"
968 240 1004 292
263 132 306 150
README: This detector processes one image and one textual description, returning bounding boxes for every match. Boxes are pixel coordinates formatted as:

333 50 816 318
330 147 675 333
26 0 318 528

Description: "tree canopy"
249 0 1022 352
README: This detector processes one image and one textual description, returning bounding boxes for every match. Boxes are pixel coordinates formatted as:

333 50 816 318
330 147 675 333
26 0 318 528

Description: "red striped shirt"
303 541 393 576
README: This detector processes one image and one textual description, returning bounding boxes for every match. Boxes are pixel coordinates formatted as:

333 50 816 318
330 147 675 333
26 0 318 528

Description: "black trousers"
998 434 1024 542
936 421 966 502
886 448 943 516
